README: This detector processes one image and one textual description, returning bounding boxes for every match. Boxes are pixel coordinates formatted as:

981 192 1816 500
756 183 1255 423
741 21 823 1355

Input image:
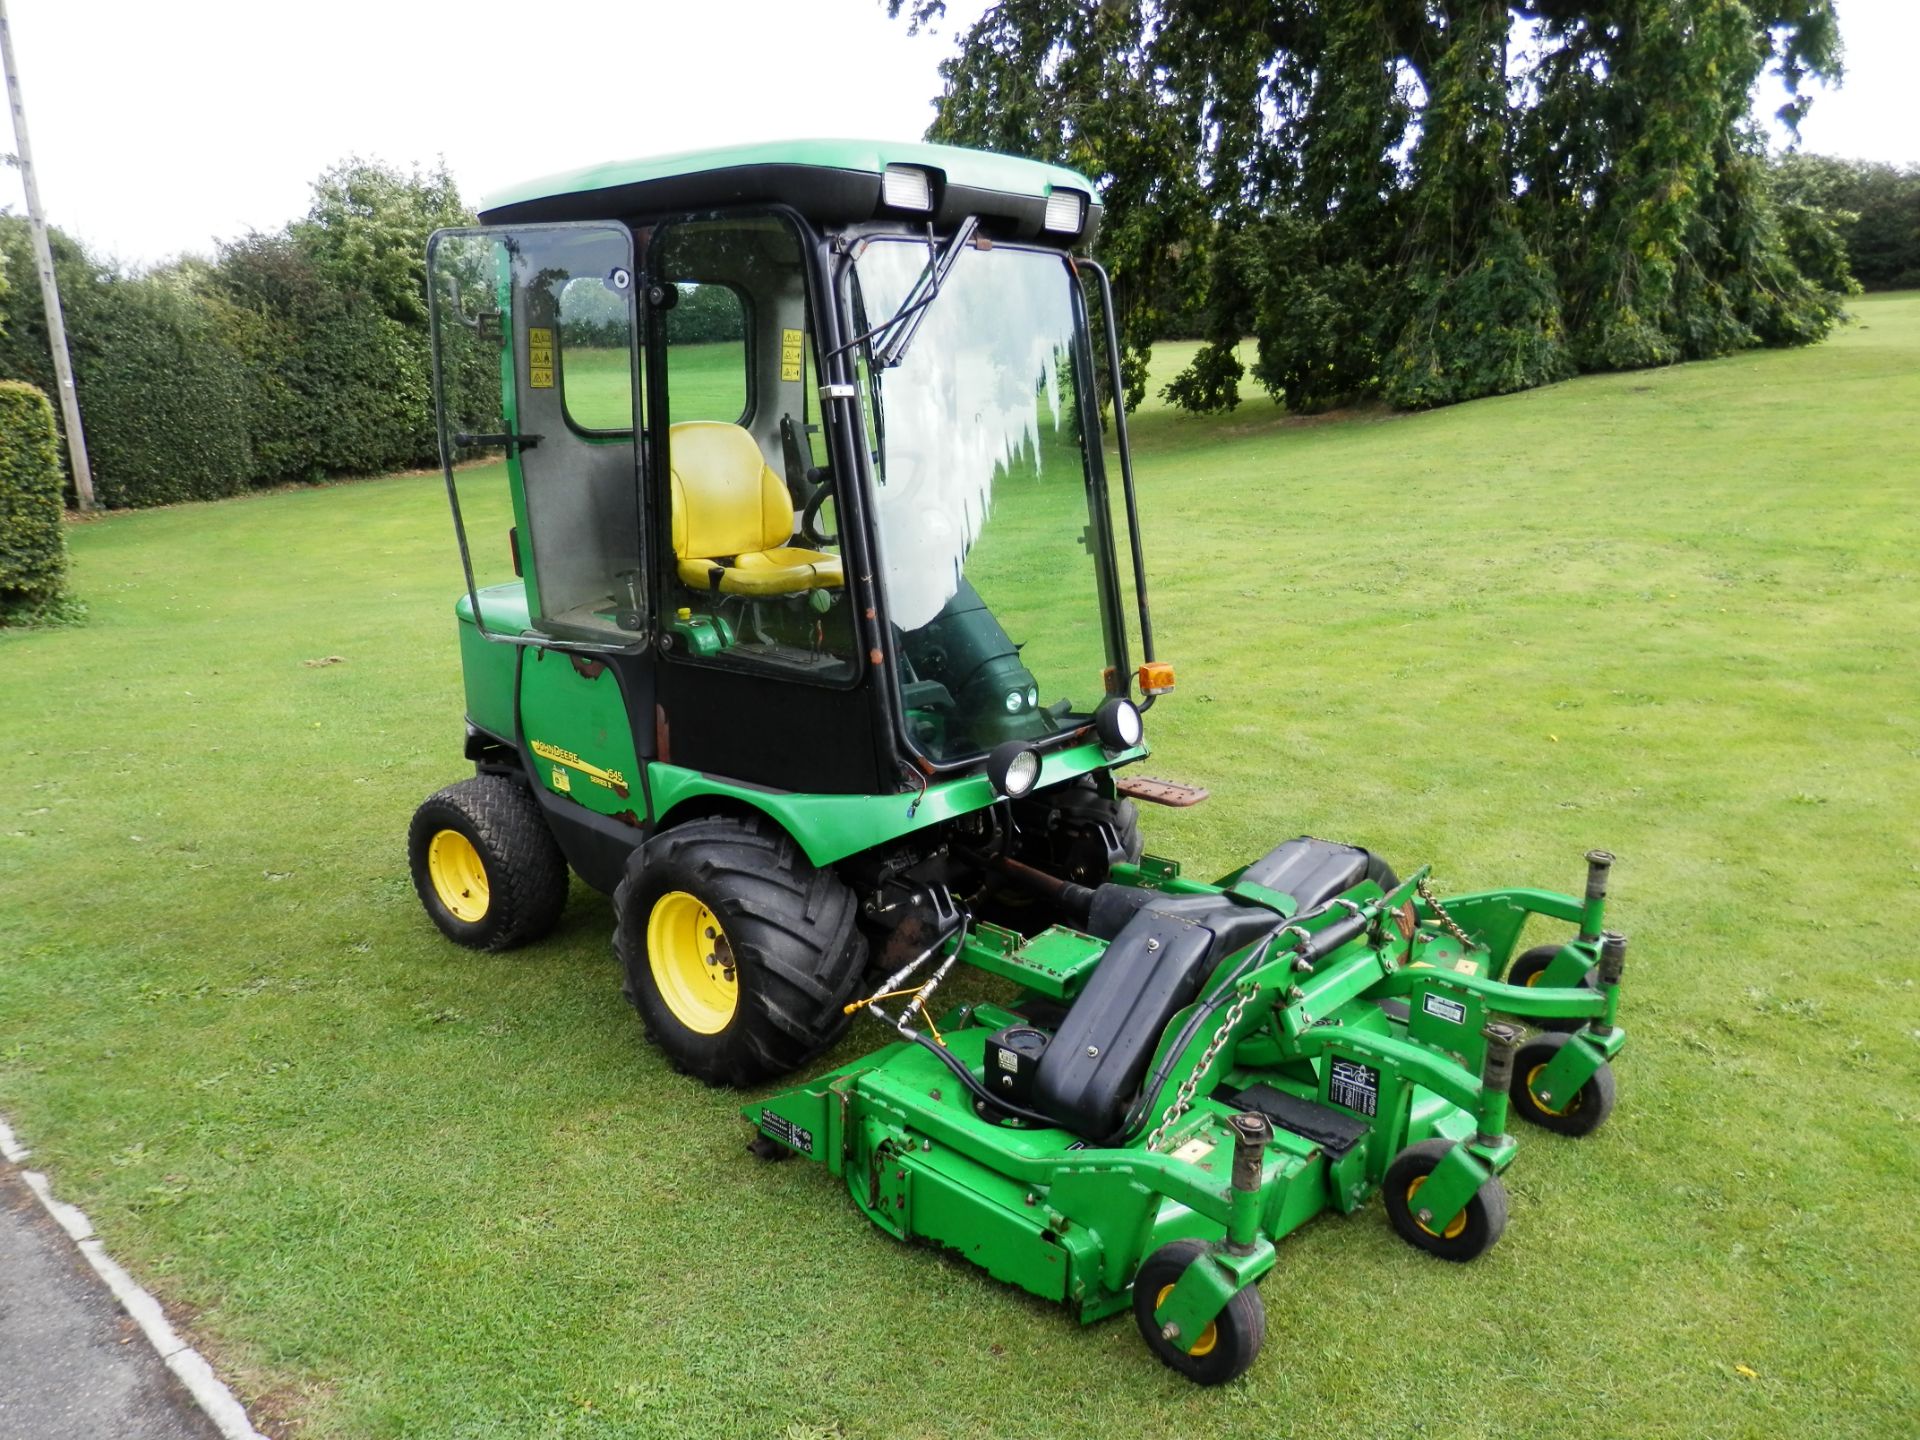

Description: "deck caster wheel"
614 814 867 1088
1510 1032 1617 1137
1133 1240 1264 1385
408 775 569 951
1507 944 1600 1032
745 1134 794 1162
1383 1140 1508 1262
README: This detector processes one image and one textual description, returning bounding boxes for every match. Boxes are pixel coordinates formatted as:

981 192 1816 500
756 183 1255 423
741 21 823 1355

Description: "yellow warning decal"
527 327 555 389
780 328 804 383
531 739 627 796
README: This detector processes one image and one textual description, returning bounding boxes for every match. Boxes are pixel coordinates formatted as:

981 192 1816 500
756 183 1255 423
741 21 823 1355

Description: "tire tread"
613 814 867 1087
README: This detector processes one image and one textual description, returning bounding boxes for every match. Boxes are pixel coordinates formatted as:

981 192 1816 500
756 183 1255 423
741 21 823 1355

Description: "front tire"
1045 779 1144 883
408 775 570 951
614 814 867 1087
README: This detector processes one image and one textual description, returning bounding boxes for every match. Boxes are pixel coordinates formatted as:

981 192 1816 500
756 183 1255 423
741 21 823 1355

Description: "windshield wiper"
833 217 980 371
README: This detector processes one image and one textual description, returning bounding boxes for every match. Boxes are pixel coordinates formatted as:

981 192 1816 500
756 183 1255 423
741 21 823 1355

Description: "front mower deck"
749 846 1630 1382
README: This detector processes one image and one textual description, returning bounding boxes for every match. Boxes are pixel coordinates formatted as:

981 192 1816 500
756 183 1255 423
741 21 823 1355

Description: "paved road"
0 1162 223 1440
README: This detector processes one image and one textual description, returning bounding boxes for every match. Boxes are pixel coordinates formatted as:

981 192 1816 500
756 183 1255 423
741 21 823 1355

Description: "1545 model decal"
530 740 629 798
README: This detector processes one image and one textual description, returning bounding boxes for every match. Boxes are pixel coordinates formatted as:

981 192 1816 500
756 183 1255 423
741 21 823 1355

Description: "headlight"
1043 188 1087 234
882 165 934 213
1025 684 1039 709
985 741 1043 799
1094 696 1144 750
1003 689 1026 714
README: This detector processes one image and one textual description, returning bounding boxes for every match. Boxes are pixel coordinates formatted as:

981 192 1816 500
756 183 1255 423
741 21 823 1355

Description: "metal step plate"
1115 776 1210 807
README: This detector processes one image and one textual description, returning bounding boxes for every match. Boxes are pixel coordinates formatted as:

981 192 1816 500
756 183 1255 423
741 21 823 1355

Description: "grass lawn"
3 294 1917 1439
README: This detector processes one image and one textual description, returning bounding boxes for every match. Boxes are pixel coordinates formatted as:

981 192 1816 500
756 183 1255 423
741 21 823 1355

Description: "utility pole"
0 0 94 510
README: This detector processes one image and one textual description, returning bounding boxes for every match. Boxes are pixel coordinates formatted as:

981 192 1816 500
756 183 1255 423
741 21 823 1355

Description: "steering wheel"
801 471 839 548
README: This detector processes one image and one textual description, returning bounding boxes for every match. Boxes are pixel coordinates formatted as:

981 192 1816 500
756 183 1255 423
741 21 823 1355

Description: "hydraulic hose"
907 1032 1064 1130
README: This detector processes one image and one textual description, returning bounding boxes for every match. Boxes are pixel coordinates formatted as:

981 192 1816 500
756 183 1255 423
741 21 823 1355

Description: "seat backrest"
668 422 791 560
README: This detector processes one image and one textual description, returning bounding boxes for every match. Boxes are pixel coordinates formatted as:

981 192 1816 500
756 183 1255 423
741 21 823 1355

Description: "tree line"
892 0 1879 414
4 60 1915 515
1769 154 1920 292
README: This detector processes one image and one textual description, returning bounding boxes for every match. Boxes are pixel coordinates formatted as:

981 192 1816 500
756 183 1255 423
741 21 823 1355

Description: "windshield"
849 238 1120 765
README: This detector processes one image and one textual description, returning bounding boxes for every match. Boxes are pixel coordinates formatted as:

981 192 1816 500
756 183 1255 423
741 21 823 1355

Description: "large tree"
892 1 1847 411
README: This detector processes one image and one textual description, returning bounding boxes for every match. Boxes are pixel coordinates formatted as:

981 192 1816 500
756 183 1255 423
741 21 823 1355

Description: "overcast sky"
3 0 1913 269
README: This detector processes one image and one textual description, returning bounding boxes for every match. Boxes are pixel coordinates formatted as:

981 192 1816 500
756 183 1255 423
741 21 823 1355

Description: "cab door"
427 224 655 886
641 213 882 796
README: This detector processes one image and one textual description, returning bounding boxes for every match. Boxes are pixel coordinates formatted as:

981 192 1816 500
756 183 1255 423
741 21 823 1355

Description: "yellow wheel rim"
647 890 738 1034
1154 1283 1218 1357
1525 968 1545 986
1525 1062 1573 1116
1406 1174 1468 1240
427 829 489 923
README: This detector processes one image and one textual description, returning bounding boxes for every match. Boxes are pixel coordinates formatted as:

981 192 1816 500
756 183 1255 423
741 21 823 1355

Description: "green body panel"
453 586 529 740
749 862 1629 1324
859 1118 1078 1302
644 739 1146 868
480 138 1096 218
517 647 646 820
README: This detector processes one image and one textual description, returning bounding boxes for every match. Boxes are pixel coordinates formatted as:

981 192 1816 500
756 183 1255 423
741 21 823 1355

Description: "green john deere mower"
410 139 1634 1383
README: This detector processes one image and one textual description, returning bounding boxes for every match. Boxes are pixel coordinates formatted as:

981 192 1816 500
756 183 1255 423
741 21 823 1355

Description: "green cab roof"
477 138 1101 239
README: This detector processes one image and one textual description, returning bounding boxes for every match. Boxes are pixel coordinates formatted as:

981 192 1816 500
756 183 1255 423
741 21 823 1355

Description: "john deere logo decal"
531 740 629 798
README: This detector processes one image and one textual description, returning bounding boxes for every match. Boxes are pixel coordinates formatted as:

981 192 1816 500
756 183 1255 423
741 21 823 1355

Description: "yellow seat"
668 422 843 596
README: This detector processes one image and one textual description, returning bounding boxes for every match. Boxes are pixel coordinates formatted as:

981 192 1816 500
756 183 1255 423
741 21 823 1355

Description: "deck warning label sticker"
1328 1059 1380 1117
527 326 554 388
759 1110 814 1156
780 328 805 382
1422 993 1467 1025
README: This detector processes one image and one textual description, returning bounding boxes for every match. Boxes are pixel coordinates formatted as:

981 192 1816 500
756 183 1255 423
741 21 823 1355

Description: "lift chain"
1416 876 1478 951
1146 983 1261 1153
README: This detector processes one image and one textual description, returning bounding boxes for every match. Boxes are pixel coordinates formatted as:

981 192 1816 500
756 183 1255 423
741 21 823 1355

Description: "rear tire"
1133 1239 1264 1385
614 814 867 1087
408 775 570 951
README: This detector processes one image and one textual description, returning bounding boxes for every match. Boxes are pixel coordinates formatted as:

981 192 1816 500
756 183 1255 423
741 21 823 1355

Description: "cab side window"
664 284 748 424
558 275 636 432
651 217 854 682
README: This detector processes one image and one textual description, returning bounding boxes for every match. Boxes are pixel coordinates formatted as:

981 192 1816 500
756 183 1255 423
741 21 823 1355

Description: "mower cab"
408 139 1636 1384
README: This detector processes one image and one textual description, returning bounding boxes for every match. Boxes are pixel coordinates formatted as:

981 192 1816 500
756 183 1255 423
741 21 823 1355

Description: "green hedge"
213 232 441 484
0 160 470 510
0 380 68 621
74 274 257 507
